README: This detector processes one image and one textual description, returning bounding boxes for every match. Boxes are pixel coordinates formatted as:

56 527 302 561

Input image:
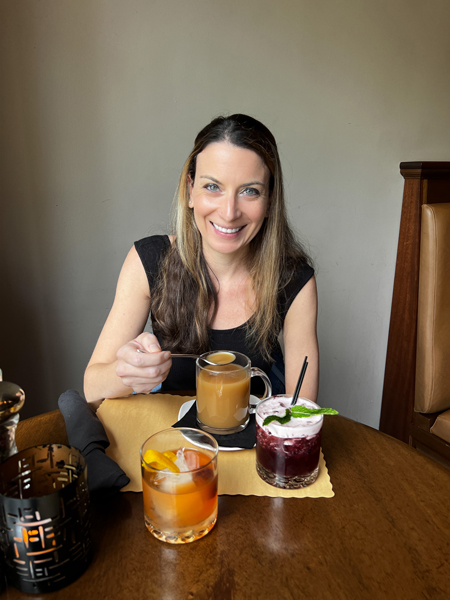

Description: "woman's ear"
188 175 194 207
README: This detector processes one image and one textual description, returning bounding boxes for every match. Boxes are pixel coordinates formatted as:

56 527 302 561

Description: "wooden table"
2 414 450 599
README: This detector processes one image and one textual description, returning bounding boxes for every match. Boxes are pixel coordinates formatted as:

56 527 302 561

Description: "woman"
84 114 318 404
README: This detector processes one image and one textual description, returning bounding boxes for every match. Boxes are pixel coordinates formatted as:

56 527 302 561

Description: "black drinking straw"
291 356 308 406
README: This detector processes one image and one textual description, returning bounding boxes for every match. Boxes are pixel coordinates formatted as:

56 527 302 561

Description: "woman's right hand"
115 333 172 394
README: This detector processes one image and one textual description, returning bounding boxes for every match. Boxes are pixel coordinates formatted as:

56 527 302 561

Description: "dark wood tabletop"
2 413 450 599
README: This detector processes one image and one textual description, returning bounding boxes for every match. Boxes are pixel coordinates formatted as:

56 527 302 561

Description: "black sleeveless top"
135 235 314 393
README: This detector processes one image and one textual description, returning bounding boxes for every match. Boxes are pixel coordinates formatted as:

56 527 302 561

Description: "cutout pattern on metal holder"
0 444 91 594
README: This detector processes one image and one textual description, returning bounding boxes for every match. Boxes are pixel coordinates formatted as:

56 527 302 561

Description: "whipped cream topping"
256 395 323 439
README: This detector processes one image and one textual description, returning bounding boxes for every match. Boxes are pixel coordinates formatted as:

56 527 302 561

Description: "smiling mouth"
211 222 245 234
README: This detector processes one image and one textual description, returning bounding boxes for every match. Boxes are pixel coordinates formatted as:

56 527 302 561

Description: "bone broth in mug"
197 364 250 429
196 351 272 435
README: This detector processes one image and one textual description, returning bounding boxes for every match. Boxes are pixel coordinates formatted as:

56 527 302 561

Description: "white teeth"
212 222 243 233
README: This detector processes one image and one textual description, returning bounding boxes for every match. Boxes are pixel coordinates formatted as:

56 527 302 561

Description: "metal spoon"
136 349 236 366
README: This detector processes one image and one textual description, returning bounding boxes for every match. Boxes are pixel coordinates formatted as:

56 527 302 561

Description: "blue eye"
205 183 219 192
242 187 259 197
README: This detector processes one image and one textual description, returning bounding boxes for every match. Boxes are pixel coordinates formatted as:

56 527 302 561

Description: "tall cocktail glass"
140 427 218 544
255 395 323 489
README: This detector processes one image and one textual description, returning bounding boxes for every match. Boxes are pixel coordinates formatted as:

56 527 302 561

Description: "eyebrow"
200 175 222 184
199 175 266 187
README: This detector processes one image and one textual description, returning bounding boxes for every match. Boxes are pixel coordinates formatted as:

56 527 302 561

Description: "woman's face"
188 142 270 262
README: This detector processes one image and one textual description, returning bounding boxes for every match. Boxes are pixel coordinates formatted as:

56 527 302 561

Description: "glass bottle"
0 370 25 464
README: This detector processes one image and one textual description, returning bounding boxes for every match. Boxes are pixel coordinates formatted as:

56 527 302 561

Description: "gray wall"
1 0 450 424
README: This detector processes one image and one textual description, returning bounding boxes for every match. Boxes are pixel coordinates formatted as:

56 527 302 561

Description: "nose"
219 192 241 222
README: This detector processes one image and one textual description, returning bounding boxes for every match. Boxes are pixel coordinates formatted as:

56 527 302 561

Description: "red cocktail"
256 395 323 489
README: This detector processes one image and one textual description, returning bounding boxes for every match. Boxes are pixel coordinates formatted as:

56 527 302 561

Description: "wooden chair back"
380 162 450 465
15 410 68 452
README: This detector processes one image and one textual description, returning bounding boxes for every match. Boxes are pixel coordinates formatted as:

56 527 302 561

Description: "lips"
211 222 245 234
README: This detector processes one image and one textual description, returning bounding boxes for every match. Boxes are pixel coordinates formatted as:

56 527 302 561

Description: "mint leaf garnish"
262 406 339 427
263 409 292 426
291 406 339 418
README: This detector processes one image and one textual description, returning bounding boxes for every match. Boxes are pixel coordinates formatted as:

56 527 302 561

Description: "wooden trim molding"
399 161 450 179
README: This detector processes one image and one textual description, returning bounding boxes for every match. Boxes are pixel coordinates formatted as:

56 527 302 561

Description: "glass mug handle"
249 368 272 414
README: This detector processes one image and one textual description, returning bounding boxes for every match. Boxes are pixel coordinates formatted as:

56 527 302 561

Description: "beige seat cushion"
415 203 450 413
430 409 450 444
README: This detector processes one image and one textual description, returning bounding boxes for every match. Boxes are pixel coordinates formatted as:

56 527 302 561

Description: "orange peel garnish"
163 450 178 462
142 449 180 473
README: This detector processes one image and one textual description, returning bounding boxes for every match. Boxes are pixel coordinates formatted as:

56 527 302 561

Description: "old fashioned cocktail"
141 428 218 543
255 395 323 489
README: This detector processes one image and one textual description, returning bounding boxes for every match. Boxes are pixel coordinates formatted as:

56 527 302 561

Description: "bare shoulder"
286 275 318 316
118 245 150 298
284 276 318 341
168 234 176 245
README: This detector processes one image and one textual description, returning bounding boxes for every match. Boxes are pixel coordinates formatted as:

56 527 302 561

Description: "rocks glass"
255 395 323 489
141 428 218 544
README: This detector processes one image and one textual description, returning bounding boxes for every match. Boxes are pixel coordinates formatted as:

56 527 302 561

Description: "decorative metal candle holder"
0 444 92 594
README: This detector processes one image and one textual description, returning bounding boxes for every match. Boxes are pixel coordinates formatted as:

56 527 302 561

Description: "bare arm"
83 246 172 404
283 276 319 402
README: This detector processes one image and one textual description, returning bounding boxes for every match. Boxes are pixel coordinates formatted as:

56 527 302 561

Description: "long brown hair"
151 114 311 359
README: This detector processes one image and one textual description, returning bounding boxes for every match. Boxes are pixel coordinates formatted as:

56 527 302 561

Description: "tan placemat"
97 394 334 498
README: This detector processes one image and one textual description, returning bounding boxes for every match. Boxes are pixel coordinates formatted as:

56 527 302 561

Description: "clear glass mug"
141 427 218 544
196 351 272 435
